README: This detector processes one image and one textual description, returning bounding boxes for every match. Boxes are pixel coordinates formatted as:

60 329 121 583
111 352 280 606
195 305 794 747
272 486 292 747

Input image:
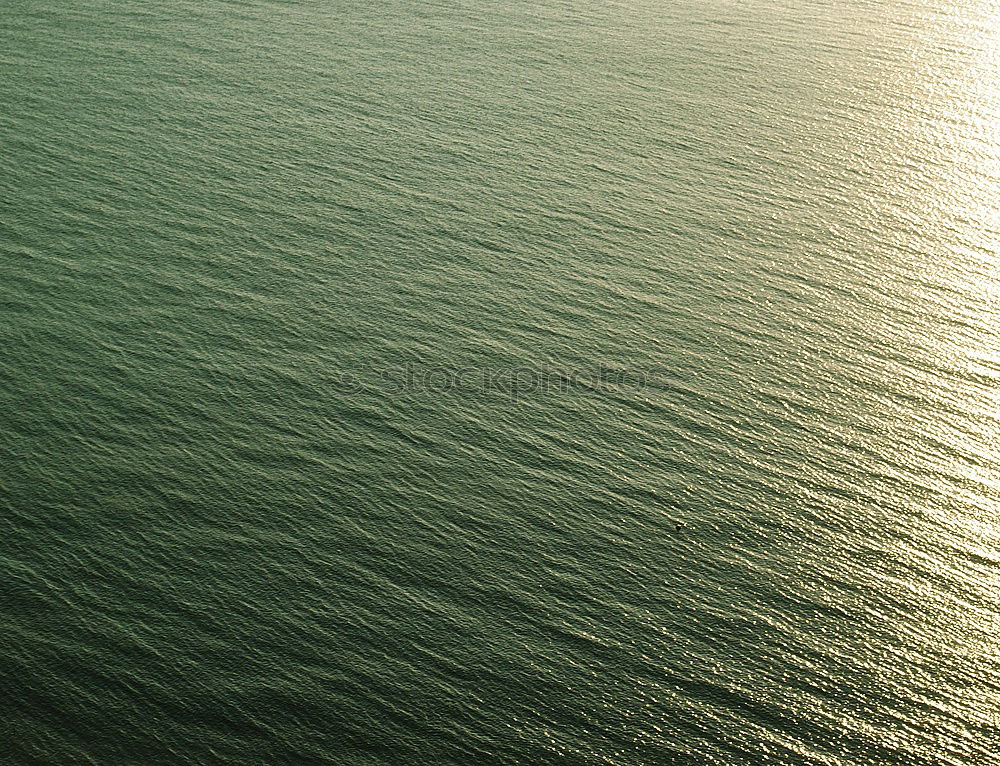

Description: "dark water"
2 0 998 763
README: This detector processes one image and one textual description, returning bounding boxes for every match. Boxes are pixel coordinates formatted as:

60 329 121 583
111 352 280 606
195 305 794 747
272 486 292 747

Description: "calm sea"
2 0 998 763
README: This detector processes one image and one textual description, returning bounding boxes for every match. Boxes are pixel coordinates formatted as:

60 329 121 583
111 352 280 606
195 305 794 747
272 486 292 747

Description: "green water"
2 0 998 764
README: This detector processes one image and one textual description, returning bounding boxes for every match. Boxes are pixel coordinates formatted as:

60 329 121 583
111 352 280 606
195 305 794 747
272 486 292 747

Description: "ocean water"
1 0 998 763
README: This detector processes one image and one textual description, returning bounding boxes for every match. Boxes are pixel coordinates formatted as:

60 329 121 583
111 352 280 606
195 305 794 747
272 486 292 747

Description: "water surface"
1 0 998 763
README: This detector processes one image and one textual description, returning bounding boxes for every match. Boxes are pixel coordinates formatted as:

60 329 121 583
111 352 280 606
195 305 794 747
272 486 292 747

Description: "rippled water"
2 0 998 763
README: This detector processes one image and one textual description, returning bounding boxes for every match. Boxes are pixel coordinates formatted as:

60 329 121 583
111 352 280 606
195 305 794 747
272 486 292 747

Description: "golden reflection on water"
928 6 1000 710
867 7 1000 632
924 0 1000 460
